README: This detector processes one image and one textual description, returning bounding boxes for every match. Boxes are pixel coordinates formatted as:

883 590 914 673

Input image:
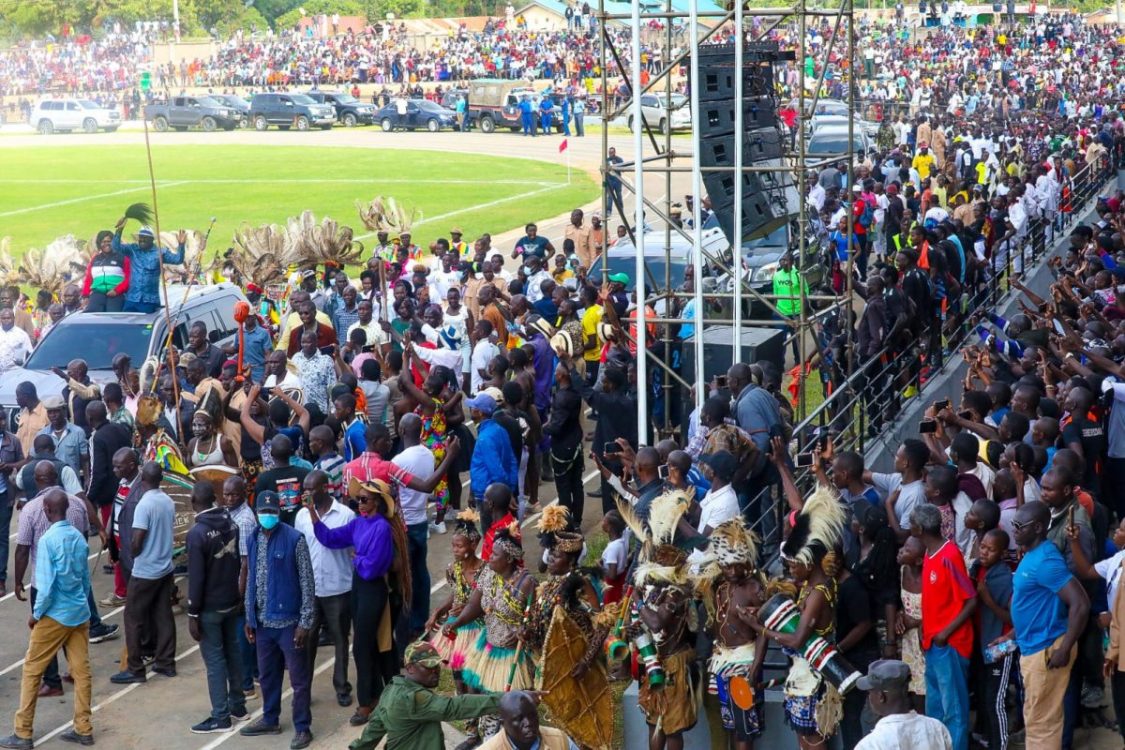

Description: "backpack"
858 199 875 228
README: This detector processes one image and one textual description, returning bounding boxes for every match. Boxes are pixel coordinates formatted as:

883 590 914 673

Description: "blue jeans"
256 624 311 732
86 586 102 630
122 299 159 313
406 523 430 635
200 609 247 721
925 643 970 750
236 613 257 691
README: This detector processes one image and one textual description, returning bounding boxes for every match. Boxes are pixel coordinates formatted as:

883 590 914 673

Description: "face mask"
258 513 280 530
522 265 532 276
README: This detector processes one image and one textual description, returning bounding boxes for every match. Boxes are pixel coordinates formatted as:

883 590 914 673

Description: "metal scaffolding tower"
598 0 859 443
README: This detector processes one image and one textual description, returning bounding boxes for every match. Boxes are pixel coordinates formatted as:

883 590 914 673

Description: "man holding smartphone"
579 366 636 514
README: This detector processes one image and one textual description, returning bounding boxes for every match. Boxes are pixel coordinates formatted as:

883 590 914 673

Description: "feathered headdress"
0 238 21 287
160 230 207 283
20 235 88 295
287 211 364 268
780 484 846 567
228 222 302 289
690 518 762 625
452 508 482 544
623 488 693 588
537 504 584 552
356 195 419 240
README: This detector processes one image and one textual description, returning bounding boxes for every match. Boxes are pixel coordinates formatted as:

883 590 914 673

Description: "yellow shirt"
912 153 935 181
581 304 604 362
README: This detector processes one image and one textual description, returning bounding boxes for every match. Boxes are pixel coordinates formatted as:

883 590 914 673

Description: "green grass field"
0 144 597 258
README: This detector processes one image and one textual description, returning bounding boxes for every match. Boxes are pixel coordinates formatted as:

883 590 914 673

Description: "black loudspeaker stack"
694 42 799 243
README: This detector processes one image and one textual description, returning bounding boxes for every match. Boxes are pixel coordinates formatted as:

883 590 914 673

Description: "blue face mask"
258 513 280 530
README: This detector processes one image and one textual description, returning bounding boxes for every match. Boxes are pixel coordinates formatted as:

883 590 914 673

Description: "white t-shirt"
471 339 500 394
698 484 740 534
601 537 627 575
393 444 436 526
855 711 952 750
1095 548 1125 611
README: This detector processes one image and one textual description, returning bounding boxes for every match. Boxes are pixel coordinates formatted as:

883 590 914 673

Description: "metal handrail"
739 155 1115 554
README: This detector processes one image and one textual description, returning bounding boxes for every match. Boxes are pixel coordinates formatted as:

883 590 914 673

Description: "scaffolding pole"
603 0 857 443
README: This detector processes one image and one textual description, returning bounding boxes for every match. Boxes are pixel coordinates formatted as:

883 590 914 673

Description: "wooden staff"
141 115 186 444
377 255 388 323
506 590 535 692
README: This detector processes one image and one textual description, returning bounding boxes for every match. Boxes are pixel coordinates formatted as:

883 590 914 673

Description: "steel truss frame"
598 0 859 442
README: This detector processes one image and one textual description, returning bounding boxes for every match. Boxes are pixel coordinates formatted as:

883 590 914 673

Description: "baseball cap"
608 272 629 284
450 226 463 235
405 641 443 668
856 659 911 691
700 450 738 481
137 226 155 239
466 393 498 415
299 269 317 280
481 386 504 403
256 491 281 514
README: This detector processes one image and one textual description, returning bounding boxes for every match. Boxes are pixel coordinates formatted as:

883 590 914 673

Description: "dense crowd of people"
6 8 1125 750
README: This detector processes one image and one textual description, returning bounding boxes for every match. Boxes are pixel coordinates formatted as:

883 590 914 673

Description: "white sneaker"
430 522 447 535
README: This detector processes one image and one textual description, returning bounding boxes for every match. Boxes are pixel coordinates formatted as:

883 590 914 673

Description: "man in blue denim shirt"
111 220 185 313
2 491 94 749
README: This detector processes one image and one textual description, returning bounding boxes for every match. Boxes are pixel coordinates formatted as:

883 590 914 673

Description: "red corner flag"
558 138 568 153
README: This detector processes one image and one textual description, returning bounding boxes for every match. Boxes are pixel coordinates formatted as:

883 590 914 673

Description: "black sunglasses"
1011 519 1034 532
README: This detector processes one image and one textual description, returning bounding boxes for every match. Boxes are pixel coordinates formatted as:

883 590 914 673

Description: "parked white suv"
628 93 692 134
31 98 121 134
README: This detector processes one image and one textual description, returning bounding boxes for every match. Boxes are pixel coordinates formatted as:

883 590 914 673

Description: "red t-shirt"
921 540 976 658
481 513 515 563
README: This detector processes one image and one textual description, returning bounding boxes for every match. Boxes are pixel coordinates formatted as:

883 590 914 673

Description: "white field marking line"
429 468 598 596
0 599 126 676
32 643 201 747
0 182 188 218
0 178 559 187
196 656 337 750
355 183 570 243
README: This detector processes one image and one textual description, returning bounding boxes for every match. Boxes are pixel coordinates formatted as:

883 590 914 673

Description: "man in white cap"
111 219 186 313
856 660 952 749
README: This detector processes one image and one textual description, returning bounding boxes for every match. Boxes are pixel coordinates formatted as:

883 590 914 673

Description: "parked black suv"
248 93 335 131
304 91 377 126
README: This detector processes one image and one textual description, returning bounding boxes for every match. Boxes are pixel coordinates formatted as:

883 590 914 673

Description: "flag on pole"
558 138 568 153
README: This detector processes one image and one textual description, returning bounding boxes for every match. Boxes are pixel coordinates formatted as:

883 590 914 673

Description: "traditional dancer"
445 524 536 694
744 485 846 748
427 509 485 694
694 518 770 750
621 488 701 750
522 506 605 680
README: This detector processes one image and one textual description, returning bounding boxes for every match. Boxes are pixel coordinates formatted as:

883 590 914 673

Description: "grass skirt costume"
710 642 765 739
782 651 842 736
638 646 701 735
461 566 534 692
430 560 482 671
